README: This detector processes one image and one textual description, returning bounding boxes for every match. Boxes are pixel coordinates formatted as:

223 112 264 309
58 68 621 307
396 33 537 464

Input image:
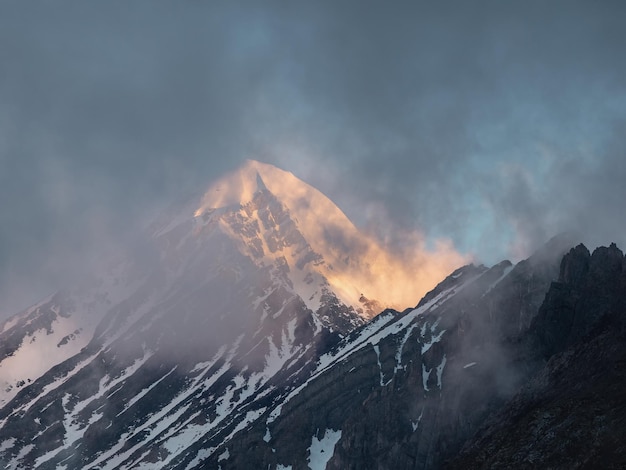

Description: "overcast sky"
1 1 626 314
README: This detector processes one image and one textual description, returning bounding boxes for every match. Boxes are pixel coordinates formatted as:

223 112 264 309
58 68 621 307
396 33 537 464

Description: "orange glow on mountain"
195 160 469 315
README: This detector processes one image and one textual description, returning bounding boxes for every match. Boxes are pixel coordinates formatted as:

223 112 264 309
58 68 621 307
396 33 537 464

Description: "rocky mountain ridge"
0 162 624 469
1 235 624 469
448 242 626 469
0 160 450 469
208 237 626 470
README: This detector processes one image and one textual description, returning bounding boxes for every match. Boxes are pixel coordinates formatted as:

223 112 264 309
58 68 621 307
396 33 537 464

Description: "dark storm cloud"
1 1 626 312
283 1 626 262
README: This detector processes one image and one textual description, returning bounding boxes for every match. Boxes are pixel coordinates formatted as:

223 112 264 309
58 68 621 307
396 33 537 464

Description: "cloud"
1 1 626 312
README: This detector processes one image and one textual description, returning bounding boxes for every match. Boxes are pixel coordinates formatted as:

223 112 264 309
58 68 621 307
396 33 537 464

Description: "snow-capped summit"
192 159 434 318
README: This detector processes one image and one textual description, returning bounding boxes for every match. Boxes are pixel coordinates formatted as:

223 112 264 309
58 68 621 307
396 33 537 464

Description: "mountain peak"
192 160 467 315
193 160 279 212
255 169 268 192
192 159 381 317
194 160 355 238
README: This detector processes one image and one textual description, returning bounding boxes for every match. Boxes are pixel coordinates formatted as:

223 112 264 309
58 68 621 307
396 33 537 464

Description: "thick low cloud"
1 1 626 313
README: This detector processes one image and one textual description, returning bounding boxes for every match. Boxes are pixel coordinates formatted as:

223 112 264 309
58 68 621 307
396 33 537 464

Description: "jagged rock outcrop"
447 243 626 469
534 243 626 358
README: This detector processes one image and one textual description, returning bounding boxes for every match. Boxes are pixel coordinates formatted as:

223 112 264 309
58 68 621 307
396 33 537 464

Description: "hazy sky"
2 1 626 313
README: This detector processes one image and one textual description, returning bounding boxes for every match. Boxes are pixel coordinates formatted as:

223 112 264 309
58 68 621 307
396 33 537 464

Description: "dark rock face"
448 243 626 469
322 254 562 470
534 243 626 358
447 326 626 470
1 233 624 469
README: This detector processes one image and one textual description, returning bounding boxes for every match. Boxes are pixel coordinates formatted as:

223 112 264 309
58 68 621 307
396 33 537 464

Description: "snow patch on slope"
307 429 342 470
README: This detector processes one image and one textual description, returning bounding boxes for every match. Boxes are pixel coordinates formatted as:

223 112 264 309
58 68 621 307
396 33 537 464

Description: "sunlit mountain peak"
193 159 467 316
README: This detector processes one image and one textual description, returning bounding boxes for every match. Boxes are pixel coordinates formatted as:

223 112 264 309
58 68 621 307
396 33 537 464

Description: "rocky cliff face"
534 243 626 358
447 243 626 469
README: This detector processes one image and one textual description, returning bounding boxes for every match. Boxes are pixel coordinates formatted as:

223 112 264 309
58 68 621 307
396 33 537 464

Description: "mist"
2 2 626 315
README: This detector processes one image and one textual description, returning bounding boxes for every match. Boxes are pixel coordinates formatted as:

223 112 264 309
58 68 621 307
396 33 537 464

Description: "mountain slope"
0 160 463 469
212 235 574 469
212 237 626 470
0 257 145 406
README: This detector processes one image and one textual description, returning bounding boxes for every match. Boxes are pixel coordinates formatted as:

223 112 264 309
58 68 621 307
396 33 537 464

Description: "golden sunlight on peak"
194 159 470 313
